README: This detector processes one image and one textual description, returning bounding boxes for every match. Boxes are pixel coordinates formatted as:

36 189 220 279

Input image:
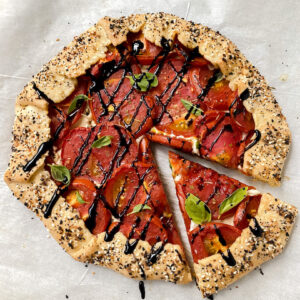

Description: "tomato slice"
65 177 111 234
103 163 170 215
234 195 261 230
230 97 255 132
90 67 156 137
188 223 241 262
119 211 168 245
61 124 138 184
200 116 243 168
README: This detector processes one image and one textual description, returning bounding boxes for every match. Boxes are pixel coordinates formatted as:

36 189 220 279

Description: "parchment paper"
0 0 299 299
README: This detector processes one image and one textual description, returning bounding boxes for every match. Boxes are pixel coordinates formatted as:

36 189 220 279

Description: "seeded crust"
194 194 297 297
4 12 292 285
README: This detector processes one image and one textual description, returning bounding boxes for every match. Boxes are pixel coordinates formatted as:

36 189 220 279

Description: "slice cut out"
169 151 297 297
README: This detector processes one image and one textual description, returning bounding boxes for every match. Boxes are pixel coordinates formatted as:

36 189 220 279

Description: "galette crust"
194 194 297 297
4 12 292 284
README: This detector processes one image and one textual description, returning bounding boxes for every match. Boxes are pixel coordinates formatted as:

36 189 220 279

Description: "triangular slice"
169 151 297 297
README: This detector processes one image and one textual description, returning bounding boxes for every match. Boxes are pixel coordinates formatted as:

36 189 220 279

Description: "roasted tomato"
234 195 261 230
61 124 138 184
188 222 241 262
90 67 156 137
119 211 168 245
65 177 111 234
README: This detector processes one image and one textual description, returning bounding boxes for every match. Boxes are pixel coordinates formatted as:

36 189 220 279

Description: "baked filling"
25 33 259 249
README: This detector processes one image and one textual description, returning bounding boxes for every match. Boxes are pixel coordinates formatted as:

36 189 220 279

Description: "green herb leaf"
76 191 87 204
127 204 151 215
91 136 112 148
67 94 89 115
185 193 211 224
219 187 248 216
181 99 203 116
127 72 158 92
48 164 71 186
215 71 224 83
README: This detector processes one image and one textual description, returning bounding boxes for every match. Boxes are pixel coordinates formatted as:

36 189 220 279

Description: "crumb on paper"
92 271 95 275
283 175 290 181
56 38 60 42
280 74 288 81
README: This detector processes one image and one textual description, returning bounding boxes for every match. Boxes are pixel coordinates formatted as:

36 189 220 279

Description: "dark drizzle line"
198 70 220 101
75 126 103 176
244 130 261 152
139 281 145 299
23 141 53 172
147 239 167 265
240 88 250 101
32 82 53 104
124 217 141 254
209 124 233 151
184 69 219 120
249 217 264 237
214 224 227 246
44 185 68 218
220 249 236 266
191 226 204 243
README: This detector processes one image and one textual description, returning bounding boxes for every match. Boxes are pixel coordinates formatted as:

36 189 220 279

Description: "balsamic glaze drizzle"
147 239 167 265
44 186 68 218
209 124 233 151
220 249 236 266
139 281 146 299
214 224 227 246
23 141 52 172
244 130 261 152
249 217 264 237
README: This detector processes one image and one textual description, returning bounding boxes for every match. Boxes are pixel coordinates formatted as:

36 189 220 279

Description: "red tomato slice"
65 177 111 234
230 99 255 132
119 212 168 245
190 57 210 67
204 80 237 111
188 222 241 262
61 124 138 184
103 163 170 215
200 116 243 168
90 67 156 137
234 195 261 230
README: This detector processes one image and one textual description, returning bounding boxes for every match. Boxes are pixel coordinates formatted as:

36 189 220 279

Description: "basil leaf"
181 99 203 116
67 94 89 115
91 136 112 148
219 187 248 216
215 71 224 83
76 191 87 204
185 193 211 224
127 204 151 215
127 72 158 92
48 164 71 186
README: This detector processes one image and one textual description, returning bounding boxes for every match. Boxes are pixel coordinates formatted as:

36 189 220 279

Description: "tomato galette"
4 12 296 297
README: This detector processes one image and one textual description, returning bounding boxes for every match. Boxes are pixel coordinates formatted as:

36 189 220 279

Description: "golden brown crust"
4 12 292 285
194 194 298 297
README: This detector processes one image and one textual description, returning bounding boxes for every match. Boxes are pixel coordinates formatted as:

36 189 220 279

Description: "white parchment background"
0 0 299 299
